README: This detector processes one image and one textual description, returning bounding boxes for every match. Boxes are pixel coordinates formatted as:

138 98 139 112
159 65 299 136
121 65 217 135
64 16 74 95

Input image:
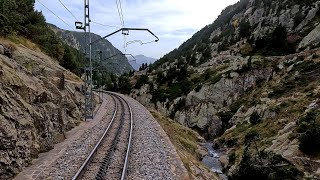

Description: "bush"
230 147 302 180
253 25 295 56
244 130 259 145
297 110 320 155
228 152 236 164
134 74 149 89
239 21 251 38
194 83 202 92
250 111 261 125
217 111 234 134
0 0 85 75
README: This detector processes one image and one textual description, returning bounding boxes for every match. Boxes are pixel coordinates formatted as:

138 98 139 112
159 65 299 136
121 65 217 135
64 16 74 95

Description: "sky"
35 0 239 59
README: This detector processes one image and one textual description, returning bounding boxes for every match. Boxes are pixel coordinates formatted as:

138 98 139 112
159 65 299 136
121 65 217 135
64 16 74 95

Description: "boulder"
0 45 4 55
299 23 320 50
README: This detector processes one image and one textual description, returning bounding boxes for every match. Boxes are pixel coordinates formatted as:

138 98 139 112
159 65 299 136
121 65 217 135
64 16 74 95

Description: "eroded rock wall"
0 42 84 179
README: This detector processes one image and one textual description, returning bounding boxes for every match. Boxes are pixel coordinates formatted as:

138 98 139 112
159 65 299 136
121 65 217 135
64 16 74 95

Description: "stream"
201 143 228 180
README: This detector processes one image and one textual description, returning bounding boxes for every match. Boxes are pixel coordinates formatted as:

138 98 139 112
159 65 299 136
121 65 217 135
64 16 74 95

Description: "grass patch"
150 110 219 179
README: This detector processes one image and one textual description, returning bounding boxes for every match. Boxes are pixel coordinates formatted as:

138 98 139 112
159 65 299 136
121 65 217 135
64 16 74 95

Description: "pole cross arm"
90 28 159 45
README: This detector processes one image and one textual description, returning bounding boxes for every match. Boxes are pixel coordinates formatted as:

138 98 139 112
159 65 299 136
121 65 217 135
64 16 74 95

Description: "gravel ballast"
15 93 189 180
118 94 189 180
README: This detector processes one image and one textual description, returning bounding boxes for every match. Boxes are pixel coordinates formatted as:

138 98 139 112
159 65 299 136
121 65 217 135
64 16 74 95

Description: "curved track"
72 92 133 180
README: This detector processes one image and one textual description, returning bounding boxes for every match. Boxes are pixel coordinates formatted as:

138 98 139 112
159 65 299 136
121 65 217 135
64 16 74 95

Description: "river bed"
201 143 228 180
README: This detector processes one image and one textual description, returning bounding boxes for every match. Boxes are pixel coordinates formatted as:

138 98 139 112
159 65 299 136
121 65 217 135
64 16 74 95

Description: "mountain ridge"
49 24 134 75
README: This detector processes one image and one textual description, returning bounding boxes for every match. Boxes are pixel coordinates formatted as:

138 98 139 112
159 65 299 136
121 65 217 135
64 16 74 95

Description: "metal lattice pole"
84 0 93 120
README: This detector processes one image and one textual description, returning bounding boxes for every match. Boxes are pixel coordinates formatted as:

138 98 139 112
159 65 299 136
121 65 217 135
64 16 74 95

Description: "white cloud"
35 0 239 58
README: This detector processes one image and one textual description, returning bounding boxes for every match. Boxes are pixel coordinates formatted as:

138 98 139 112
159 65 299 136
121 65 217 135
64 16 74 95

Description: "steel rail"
106 92 133 180
72 91 133 180
72 94 118 180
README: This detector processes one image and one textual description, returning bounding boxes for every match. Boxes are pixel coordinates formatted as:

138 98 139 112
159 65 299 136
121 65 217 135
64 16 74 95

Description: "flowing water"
201 143 228 180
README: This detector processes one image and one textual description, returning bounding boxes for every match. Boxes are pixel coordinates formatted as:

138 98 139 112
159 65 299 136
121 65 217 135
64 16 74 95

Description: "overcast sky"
35 0 239 59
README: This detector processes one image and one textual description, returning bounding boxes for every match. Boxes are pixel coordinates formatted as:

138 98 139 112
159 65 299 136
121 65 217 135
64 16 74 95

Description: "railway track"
72 92 133 180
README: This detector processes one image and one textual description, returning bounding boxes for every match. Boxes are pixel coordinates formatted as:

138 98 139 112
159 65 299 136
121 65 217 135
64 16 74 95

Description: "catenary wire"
115 0 125 27
91 21 121 29
36 0 75 30
57 0 79 21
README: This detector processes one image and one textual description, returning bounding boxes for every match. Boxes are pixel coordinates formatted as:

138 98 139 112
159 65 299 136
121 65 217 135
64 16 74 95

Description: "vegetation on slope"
151 110 220 179
0 0 85 75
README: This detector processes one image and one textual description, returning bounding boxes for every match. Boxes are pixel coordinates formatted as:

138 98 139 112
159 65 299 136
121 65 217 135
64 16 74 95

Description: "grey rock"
299 23 320 49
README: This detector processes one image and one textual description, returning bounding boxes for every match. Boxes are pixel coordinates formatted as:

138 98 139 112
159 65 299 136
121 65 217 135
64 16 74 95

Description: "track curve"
72 91 133 180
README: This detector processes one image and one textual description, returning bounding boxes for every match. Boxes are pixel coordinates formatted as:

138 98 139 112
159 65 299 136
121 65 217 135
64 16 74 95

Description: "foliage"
244 130 260 145
253 25 295 56
250 111 261 125
269 61 320 98
0 0 85 75
239 21 251 38
139 63 148 71
228 152 236 164
134 74 149 89
240 43 253 55
297 110 320 155
101 72 132 94
217 111 234 135
169 98 186 119
230 146 302 180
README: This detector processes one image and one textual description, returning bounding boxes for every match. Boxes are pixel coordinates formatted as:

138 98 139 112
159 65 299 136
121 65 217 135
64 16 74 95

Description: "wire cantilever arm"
126 40 157 47
101 53 136 63
90 28 159 45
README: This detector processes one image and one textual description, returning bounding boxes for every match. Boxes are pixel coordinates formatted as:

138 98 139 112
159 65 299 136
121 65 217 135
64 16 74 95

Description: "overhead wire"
118 0 125 27
115 0 127 53
118 0 127 53
57 0 79 21
91 21 121 29
36 0 75 30
115 0 125 28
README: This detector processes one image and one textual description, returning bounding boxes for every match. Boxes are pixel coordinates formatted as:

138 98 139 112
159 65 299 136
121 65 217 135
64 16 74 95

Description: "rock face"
0 40 84 179
299 23 320 49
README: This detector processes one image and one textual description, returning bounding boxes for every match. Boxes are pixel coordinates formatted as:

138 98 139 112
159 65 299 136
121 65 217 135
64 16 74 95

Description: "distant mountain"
49 24 134 75
129 61 141 71
128 55 157 70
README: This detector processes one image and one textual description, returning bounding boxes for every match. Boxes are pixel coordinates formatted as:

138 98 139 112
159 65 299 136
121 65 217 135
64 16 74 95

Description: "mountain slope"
129 0 320 178
50 24 134 75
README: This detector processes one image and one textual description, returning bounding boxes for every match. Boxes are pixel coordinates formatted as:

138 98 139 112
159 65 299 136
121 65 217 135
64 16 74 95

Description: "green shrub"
226 138 238 148
253 25 295 56
244 130 259 145
297 110 320 155
134 74 149 89
230 99 245 113
210 73 222 84
194 83 202 92
217 111 234 134
250 111 261 125
231 147 302 180
228 152 236 164
239 21 251 38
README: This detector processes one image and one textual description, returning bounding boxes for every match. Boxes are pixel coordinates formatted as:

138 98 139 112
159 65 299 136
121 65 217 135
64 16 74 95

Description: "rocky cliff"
0 38 84 179
129 0 320 178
